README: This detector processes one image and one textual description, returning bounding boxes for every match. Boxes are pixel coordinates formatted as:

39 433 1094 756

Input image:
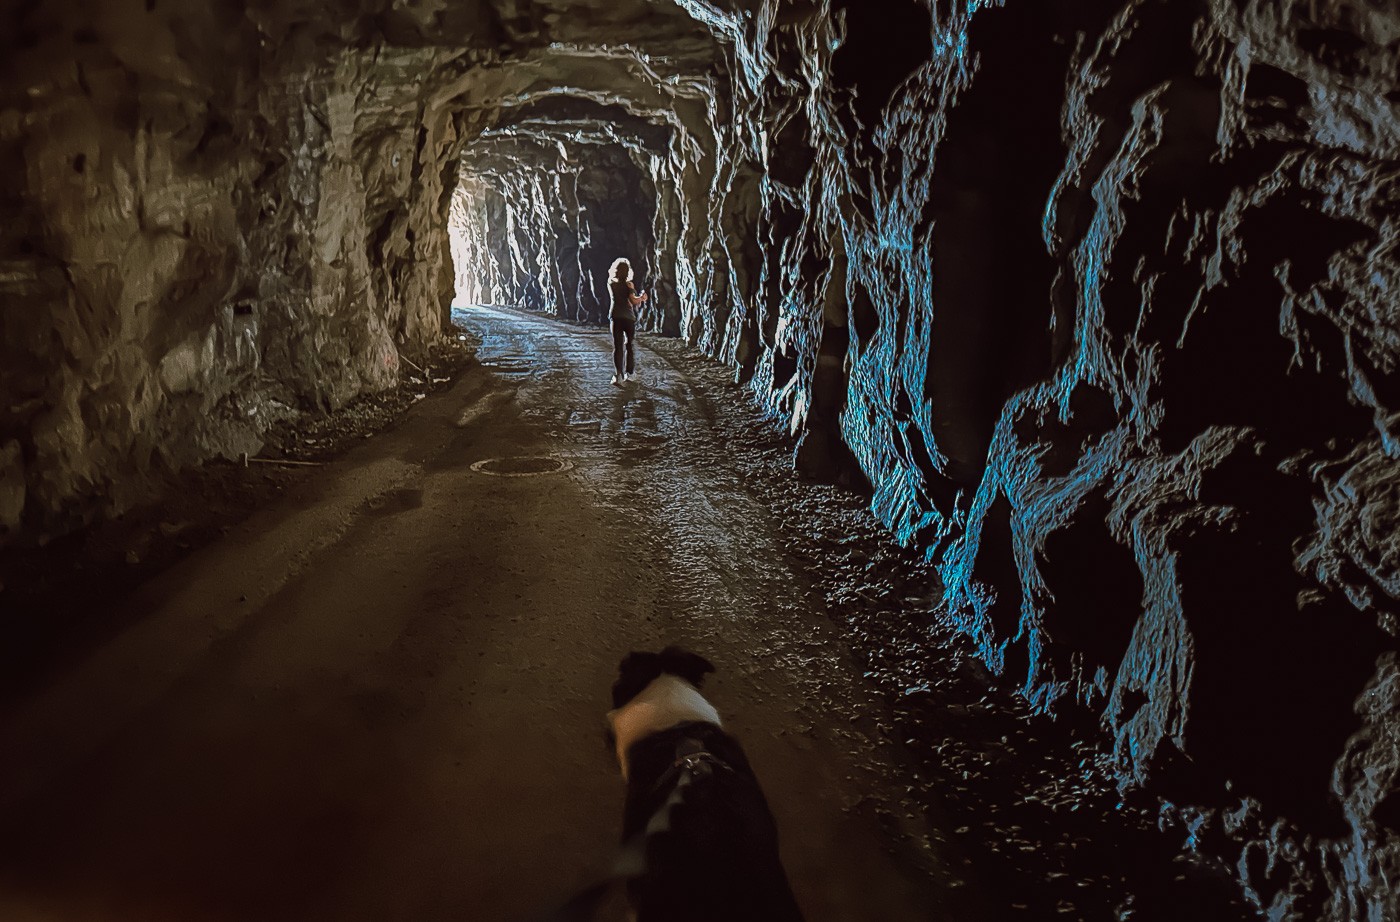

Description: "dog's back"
621 722 804 922
607 648 805 922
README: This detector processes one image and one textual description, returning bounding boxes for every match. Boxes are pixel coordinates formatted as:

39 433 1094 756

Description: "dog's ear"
611 651 664 708
659 646 716 688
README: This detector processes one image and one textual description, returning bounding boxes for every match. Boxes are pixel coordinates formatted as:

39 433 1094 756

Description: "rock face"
1 0 463 534
3 0 1399 917
453 141 660 323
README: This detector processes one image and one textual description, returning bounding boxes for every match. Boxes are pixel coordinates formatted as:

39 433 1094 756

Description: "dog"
603 647 805 922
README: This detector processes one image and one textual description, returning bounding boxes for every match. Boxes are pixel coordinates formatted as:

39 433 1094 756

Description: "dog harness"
546 738 730 921
652 739 725 797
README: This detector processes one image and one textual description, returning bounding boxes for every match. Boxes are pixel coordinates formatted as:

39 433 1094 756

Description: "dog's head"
607 647 719 779
611 646 715 708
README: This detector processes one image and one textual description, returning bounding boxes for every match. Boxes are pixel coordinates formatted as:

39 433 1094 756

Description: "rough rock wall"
647 1 1400 918
447 36 720 334
452 139 659 323
0 0 464 536
4 0 1398 915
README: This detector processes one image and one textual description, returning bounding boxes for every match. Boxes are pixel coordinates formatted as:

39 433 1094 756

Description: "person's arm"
627 282 649 306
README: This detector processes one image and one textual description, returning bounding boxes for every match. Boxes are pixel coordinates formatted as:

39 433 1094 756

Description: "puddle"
469 456 574 477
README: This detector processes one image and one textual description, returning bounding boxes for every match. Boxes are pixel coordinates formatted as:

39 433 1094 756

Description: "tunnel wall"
0 0 460 536
665 1 1399 919
2 1 1398 916
440 11 1399 912
452 141 660 324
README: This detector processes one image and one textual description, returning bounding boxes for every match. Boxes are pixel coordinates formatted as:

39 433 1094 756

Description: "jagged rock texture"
0 0 471 533
2 1 1398 917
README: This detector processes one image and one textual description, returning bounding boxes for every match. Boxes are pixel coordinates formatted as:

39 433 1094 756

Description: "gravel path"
0 306 1255 921
0 306 976 922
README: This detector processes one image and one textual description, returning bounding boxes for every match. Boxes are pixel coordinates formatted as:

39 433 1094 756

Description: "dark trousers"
611 316 636 375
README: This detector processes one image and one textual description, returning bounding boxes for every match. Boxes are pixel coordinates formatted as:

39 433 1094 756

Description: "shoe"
611 374 621 386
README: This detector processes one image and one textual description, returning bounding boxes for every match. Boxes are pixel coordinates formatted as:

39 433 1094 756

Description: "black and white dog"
604 647 805 922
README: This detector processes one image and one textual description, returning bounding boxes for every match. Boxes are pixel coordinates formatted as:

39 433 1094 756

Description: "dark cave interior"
1 1 1398 919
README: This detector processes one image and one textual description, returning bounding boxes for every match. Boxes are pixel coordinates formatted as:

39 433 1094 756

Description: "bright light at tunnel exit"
449 181 490 308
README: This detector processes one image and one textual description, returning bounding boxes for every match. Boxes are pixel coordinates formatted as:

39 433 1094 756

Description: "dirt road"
0 306 978 922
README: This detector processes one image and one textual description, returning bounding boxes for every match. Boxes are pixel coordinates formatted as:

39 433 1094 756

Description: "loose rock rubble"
649 337 1258 921
260 334 475 462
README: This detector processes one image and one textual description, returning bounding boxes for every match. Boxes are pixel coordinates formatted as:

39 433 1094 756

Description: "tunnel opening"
452 140 660 325
449 179 491 308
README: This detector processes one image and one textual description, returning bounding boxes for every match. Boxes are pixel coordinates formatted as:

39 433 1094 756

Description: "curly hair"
609 258 633 283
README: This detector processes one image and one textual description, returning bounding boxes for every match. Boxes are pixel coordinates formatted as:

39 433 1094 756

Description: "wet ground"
0 306 1257 921
0 334 472 701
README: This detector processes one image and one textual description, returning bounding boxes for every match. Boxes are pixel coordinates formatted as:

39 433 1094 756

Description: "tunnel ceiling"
4 2 1400 919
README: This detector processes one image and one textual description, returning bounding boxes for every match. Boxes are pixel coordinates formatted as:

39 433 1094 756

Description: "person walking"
608 258 648 386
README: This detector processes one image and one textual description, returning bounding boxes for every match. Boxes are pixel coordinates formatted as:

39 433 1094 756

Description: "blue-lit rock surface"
517 2 1395 917
1 1 1397 917
707 3 1397 919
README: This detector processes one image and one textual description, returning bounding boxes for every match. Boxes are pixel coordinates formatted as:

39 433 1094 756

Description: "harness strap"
541 738 728 921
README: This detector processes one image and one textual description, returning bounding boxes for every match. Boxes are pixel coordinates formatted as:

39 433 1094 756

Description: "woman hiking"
608 258 648 386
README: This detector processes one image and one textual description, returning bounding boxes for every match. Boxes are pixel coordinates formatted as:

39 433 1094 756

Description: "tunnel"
0 1 1398 920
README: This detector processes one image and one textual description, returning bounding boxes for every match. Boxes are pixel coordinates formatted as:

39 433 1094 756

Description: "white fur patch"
607 675 722 780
